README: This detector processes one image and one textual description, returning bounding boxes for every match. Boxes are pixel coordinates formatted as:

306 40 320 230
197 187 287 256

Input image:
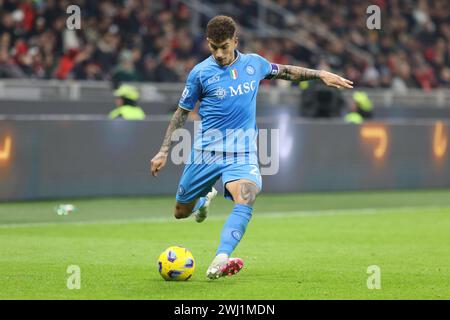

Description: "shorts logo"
249 165 259 176
177 185 185 196
231 230 243 241
216 87 227 100
207 75 220 84
246 65 255 75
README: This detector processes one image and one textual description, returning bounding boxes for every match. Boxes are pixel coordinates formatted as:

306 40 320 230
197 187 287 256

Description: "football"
157 246 196 281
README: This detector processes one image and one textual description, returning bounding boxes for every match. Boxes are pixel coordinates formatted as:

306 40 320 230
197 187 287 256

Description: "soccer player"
150 15 353 280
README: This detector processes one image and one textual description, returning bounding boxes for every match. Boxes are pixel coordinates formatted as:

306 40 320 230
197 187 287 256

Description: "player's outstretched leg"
207 180 259 280
193 187 218 223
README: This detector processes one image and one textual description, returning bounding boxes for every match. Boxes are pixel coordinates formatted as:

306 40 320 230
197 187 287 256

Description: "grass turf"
0 190 449 299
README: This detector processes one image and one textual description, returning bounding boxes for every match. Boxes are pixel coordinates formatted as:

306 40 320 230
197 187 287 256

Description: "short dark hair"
206 15 237 43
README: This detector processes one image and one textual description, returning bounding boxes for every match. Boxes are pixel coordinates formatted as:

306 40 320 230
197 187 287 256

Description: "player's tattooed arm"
150 107 189 177
158 107 189 155
274 65 321 82
272 64 354 89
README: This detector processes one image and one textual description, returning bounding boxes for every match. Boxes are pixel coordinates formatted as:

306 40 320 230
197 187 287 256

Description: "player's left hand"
319 70 354 89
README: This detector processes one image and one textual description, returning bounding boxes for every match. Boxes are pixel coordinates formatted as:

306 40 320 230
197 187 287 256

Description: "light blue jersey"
178 51 278 153
176 51 279 203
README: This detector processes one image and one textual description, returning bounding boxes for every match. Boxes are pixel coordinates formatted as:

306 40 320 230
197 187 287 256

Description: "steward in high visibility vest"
345 91 373 124
109 84 146 120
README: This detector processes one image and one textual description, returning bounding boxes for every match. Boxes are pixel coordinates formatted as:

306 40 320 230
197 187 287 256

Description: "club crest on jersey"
230 69 238 80
245 65 255 75
216 87 227 100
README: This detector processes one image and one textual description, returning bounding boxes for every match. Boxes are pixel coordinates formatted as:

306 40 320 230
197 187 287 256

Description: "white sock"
211 253 229 267
216 253 229 260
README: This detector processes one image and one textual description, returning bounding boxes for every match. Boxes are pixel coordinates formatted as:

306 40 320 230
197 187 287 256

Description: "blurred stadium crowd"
0 0 449 89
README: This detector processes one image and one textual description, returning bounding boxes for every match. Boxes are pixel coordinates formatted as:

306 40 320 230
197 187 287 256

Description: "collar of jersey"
211 50 240 68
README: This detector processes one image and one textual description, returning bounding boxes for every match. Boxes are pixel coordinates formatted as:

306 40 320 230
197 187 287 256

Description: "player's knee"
174 203 191 219
236 182 260 207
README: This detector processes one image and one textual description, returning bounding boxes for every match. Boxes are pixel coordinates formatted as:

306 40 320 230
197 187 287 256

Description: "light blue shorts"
176 150 262 203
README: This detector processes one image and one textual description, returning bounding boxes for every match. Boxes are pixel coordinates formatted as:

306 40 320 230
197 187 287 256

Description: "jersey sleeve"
251 54 279 80
178 67 202 111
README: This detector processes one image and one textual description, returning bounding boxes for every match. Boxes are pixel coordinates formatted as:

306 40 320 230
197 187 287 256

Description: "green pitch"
1 190 449 300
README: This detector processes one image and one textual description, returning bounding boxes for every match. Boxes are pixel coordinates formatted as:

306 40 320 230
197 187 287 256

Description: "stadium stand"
0 0 449 90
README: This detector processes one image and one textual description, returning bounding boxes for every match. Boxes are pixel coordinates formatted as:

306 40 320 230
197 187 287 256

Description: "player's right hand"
150 152 168 177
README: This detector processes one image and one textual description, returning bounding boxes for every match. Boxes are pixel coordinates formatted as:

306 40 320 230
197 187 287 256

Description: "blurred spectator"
53 47 78 80
438 67 450 88
0 46 25 77
140 54 158 82
111 49 140 88
154 53 180 82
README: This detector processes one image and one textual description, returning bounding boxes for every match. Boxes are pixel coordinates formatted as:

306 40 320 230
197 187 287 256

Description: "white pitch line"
0 206 447 229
